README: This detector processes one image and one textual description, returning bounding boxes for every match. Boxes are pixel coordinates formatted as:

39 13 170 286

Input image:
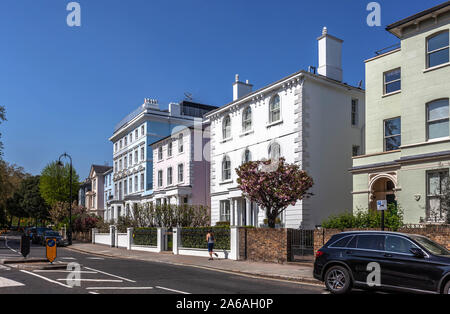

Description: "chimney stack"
317 27 343 82
233 74 253 101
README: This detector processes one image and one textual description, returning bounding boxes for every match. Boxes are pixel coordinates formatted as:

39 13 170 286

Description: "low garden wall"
178 227 231 259
314 225 450 253
239 227 291 263
72 231 91 243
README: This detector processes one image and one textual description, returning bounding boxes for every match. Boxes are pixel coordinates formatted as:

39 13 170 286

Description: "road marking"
20 270 73 288
89 291 100 294
155 286 190 294
0 265 11 271
83 266 136 283
57 279 123 283
86 257 104 260
0 277 24 288
61 257 76 260
4 236 20 254
33 270 97 274
86 287 154 290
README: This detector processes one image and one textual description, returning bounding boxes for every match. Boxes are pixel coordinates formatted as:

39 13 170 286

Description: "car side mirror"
410 248 425 258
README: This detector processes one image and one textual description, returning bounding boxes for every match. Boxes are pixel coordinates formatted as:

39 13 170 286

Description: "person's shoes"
214 253 218 257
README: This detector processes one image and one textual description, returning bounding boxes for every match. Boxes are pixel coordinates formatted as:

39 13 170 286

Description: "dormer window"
427 31 449 68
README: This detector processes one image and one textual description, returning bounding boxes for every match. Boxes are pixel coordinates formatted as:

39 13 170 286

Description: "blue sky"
0 0 445 179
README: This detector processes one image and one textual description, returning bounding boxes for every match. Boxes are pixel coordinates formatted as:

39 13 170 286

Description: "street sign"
20 234 30 258
46 238 57 263
377 200 387 211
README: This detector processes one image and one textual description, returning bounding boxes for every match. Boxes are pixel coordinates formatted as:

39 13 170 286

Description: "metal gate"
290 229 314 262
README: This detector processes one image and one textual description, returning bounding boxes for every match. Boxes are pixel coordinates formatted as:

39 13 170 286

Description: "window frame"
426 31 449 69
242 106 252 132
167 167 173 186
158 146 163 161
222 115 231 140
351 99 359 126
222 155 231 181
242 149 252 164
383 68 401 95
220 200 231 222
269 94 281 123
178 163 184 183
178 133 184 153
383 117 401 152
268 142 281 161
426 169 449 223
426 98 449 141
158 170 163 188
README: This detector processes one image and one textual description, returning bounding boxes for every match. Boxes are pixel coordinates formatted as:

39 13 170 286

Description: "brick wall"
239 227 292 263
314 225 450 253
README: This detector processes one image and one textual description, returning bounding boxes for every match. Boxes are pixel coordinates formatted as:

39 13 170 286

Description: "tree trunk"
267 211 277 228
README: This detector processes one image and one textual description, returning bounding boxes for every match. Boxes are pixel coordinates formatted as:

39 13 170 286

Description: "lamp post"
57 153 73 246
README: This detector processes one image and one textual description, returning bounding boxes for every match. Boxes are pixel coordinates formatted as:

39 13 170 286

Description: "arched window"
242 149 252 164
269 95 281 123
268 142 281 161
427 31 449 68
222 155 231 181
242 107 252 132
223 115 231 139
427 99 449 140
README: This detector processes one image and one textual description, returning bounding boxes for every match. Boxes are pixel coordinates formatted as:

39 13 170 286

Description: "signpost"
20 234 30 258
377 200 387 231
46 238 57 264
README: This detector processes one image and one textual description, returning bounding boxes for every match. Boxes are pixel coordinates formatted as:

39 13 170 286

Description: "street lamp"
57 153 73 246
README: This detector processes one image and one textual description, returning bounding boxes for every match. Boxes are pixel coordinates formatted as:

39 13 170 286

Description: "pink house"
151 125 210 207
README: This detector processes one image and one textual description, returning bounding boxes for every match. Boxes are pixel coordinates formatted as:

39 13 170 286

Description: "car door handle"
384 253 393 257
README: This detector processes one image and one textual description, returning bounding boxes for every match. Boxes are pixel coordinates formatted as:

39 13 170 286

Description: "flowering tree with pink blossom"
236 158 314 228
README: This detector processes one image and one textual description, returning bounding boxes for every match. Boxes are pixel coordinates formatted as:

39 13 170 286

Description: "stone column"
246 199 252 227
230 199 235 226
127 227 133 250
230 226 239 260
172 227 180 255
157 227 165 253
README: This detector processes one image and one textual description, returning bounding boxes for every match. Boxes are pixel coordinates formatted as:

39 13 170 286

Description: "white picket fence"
92 226 238 260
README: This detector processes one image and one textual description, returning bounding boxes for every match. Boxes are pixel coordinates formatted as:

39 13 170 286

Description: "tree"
20 176 50 225
0 161 28 225
236 158 314 228
5 192 27 227
39 161 80 207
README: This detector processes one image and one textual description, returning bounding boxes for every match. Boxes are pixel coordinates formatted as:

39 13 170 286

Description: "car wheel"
444 281 450 294
324 265 352 294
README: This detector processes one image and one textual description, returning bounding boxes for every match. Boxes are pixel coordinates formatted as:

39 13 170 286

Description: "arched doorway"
369 176 397 211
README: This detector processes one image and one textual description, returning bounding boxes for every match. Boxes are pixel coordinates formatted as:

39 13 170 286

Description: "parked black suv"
314 231 450 294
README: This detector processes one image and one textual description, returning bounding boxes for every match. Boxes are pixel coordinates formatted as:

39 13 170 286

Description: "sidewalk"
67 242 319 285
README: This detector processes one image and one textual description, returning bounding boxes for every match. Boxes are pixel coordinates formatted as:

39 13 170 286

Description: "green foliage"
215 221 230 227
180 227 230 250
132 228 158 246
321 204 404 231
114 203 211 231
20 176 50 222
39 161 80 207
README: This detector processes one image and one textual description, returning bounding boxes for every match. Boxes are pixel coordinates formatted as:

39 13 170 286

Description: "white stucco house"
106 98 217 221
205 28 366 229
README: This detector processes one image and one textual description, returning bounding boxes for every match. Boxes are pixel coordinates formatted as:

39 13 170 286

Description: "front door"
241 200 247 226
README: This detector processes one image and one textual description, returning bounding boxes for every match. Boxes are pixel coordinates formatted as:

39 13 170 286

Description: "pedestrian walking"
206 230 219 260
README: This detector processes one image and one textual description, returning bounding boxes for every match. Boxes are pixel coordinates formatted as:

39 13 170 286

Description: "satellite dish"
184 92 193 101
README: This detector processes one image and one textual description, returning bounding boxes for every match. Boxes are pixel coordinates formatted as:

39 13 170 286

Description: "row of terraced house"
79 3 450 228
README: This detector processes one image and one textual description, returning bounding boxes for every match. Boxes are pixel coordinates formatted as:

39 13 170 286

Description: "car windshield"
410 235 450 256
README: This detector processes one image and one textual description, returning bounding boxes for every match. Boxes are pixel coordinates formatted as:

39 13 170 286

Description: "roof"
149 126 195 147
386 1 450 38
205 70 364 118
91 165 113 175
